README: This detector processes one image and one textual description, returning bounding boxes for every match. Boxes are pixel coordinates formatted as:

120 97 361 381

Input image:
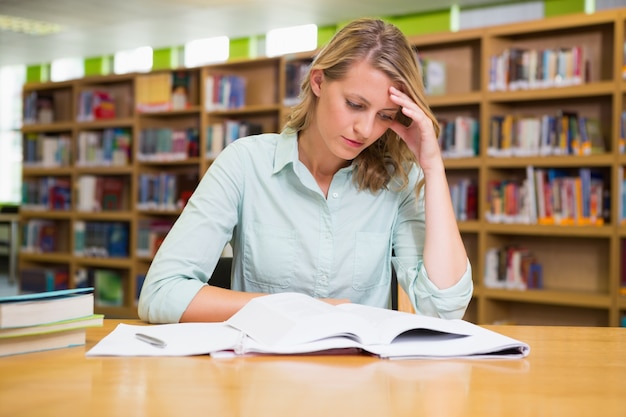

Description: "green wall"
544 0 586 17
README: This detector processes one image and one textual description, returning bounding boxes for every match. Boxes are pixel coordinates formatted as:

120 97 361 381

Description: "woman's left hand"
388 86 443 173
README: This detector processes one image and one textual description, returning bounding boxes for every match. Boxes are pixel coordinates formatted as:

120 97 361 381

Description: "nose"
354 111 376 139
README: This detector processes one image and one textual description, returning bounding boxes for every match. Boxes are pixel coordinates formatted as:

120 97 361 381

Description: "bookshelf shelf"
22 167 74 176
73 257 133 268
482 288 610 308
19 210 72 219
484 223 614 237
427 92 483 107
19 253 74 263
457 221 481 233
138 107 202 117
486 82 616 102
21 123 75 134
444 157 482 169
75 211 134 221
17 8 626 324
74 165 134 175
485 154 615 168
207 104 283 116
76 118 135 129
137 158 202 167
136 208 183 216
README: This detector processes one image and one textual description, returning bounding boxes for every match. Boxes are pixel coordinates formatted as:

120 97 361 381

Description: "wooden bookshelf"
18 9 626 324
407 8 626 326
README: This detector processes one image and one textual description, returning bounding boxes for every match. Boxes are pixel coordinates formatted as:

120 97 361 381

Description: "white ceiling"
0 0 513 67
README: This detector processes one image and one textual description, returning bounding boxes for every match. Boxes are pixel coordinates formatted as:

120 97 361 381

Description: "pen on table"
135 332 167 348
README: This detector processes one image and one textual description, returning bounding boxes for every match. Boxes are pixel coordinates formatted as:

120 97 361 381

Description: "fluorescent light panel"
114 47 153 74
51 57 84 82
266 24 317 57
0 14 63 35
185 36 229 67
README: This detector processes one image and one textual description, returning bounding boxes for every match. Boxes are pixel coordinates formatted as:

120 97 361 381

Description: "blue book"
0 287 94 303
107 222 129 258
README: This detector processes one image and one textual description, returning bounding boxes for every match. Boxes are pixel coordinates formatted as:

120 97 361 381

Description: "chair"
209 257 232 289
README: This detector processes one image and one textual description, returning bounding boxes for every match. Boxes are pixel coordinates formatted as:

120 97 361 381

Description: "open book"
88 293 530 359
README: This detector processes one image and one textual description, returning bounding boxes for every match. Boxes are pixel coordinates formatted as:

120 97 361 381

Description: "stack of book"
0 288 103 357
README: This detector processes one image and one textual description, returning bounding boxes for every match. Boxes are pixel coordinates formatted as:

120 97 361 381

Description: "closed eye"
379 113 395 122
346 100 363 110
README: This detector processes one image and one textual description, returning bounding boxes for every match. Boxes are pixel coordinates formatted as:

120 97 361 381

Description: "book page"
336 303 476 345
226 293 476 347
366 324 530 359
86 323 241 356
226 293 376 346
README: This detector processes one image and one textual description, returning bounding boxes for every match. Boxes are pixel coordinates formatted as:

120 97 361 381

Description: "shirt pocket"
352 232 389 291
243 222 296 289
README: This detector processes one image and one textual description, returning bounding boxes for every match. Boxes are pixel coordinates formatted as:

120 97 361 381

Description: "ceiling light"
0 14 63 36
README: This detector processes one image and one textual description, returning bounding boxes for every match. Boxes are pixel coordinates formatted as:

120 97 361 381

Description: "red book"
101 177 125 211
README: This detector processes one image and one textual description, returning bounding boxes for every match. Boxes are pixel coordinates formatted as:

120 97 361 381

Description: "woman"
138 18 473 323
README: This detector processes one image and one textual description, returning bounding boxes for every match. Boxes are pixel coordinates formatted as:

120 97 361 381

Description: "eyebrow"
350 94 400 112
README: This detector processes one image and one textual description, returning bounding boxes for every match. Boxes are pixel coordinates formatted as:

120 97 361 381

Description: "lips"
342 136 364 148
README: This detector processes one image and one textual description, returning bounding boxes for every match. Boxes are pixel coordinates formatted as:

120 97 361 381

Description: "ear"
310 69 323 97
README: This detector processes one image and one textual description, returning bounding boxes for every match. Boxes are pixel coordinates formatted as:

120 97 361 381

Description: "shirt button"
332 192 339 198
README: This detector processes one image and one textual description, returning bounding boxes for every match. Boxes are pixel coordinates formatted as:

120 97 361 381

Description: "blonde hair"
285 18 439 193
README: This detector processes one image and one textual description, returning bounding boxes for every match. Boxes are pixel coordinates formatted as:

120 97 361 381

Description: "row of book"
136 71 192 113
21 219 58 253
206 120 263 158
204 74 246 111
18 266 147 307
22 176 71 211
488 112 605 157
22 171 197 214
0 288 102 357
449 178 478 221
76 89 117 121
20 267 69 293
23 91 55 125
616 167 626 225
20 267 124 307
18 216 177 259
76 175 126 212
73 220 129 258
439 116 479 159
74 268 125 307
488 45 587 92
136 219 174 258
137 172 198 211
76 128 132 167
418 56 447 96
485 166 608 226
484 246 544 290
284 60 311 106
138 127 200 162
23 134 71 167
18 110 617 166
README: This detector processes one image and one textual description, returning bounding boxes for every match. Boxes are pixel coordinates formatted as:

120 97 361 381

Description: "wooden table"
0 320 625 417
